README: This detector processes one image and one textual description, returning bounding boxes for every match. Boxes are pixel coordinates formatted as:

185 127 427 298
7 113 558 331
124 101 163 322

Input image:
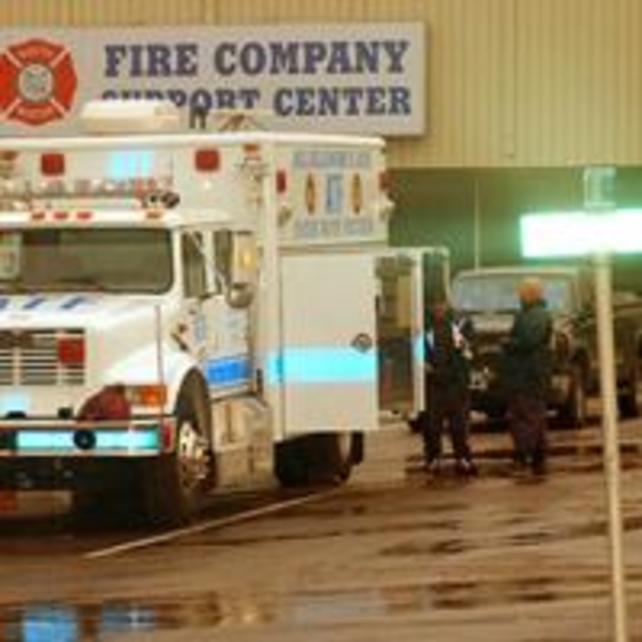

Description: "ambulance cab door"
280 254 378 436
180 230 237 393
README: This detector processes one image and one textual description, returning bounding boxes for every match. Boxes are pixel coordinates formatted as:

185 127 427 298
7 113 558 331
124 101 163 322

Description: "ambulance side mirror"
214 230 257 309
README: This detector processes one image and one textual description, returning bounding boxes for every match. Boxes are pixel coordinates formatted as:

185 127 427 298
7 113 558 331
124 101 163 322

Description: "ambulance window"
182 232 207 298
213 230 232 286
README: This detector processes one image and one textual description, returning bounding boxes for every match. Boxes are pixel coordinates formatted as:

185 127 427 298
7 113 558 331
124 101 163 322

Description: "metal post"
593 250 628 642
473 176 481 269
584 165 628 641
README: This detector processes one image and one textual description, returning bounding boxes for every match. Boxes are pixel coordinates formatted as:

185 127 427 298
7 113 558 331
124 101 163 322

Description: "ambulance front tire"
142 373 213 526
274 432 361 487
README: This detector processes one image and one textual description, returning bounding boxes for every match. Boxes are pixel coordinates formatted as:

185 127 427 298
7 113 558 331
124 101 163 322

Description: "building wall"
4 0 642 286
1 0 641 170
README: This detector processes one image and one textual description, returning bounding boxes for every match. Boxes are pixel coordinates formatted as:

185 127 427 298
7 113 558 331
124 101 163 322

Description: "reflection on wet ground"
4 563 638 641
3 423 642 641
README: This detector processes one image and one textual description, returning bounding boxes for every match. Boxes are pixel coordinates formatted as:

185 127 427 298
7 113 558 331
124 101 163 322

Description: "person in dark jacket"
501 277 553 476
421 298 477 476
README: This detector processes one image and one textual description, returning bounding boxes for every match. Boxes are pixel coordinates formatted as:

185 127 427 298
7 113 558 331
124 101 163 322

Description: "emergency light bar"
80 100 181 135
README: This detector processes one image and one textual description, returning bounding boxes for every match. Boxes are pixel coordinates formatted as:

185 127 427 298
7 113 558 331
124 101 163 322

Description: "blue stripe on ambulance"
266 347 377 385
203 355 251 387
16 428 160 452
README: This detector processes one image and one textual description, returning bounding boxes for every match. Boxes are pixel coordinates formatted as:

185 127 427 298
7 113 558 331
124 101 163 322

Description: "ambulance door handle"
351 333 374 353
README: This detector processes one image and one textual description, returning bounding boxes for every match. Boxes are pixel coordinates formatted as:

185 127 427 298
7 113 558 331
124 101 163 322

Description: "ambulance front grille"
0 329 85 386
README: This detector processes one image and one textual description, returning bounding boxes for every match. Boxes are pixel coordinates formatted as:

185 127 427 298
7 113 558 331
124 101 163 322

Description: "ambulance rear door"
280 254 378 436
376 246 451 418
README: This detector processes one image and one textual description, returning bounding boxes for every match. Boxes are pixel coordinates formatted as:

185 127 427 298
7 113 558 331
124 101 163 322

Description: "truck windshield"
451 273 575 314
0 228 172 294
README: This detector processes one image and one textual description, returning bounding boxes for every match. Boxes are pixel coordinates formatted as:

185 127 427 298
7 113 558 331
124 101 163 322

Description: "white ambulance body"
0 102 445 524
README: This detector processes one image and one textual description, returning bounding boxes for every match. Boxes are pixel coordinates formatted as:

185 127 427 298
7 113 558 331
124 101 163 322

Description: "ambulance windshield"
0 228 172 294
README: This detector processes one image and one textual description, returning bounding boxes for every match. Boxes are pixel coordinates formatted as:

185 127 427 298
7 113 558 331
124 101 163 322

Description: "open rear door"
280 254 378 436
376 247 451 418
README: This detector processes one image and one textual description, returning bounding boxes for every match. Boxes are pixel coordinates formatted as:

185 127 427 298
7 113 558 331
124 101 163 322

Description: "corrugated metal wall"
2 0 641 169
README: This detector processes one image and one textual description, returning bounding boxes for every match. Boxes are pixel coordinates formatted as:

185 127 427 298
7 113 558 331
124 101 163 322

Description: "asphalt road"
2 416 642 641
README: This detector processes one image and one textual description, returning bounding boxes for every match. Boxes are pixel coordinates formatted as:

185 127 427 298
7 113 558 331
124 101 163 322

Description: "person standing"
421 297 477 476
501 277 553 476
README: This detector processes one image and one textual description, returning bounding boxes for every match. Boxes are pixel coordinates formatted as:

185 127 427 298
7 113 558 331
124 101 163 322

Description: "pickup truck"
450 265 642 426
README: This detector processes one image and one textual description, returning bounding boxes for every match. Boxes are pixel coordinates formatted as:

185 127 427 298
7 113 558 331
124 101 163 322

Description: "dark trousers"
422 384 472 463
507 392 547 463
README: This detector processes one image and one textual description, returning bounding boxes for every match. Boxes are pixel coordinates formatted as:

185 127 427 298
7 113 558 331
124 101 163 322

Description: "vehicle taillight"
41 152 66 176
57 337 85 365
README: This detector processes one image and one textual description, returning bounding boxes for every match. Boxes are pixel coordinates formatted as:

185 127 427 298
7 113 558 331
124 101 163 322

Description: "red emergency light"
194 148 220 172
31 210 94 222
40 153 66 176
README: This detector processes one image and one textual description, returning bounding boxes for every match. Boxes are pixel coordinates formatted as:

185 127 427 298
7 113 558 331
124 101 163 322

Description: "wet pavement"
2 416 642 641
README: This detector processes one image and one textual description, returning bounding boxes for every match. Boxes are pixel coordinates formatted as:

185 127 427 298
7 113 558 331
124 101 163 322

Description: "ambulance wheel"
275 433 359 487
274 438 309 487
143 374 212 526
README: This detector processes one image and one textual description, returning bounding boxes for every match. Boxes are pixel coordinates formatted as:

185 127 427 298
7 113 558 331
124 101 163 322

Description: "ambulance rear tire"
275 432 359 487
142 374 212 526
274 438 309 487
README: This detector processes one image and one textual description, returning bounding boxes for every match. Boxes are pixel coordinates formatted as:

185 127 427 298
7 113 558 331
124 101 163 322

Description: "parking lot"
1 415 642 640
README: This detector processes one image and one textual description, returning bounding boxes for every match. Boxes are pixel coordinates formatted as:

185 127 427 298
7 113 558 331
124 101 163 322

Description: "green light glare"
521 209 642 258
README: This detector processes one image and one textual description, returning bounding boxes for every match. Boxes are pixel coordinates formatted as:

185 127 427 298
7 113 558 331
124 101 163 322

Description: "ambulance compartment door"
280 254 378 436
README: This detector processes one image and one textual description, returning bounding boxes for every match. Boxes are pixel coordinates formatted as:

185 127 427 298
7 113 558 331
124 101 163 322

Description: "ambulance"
0 101 448 525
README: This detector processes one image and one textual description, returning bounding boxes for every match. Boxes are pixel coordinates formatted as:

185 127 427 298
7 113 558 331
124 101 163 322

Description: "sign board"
0 24 425 137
